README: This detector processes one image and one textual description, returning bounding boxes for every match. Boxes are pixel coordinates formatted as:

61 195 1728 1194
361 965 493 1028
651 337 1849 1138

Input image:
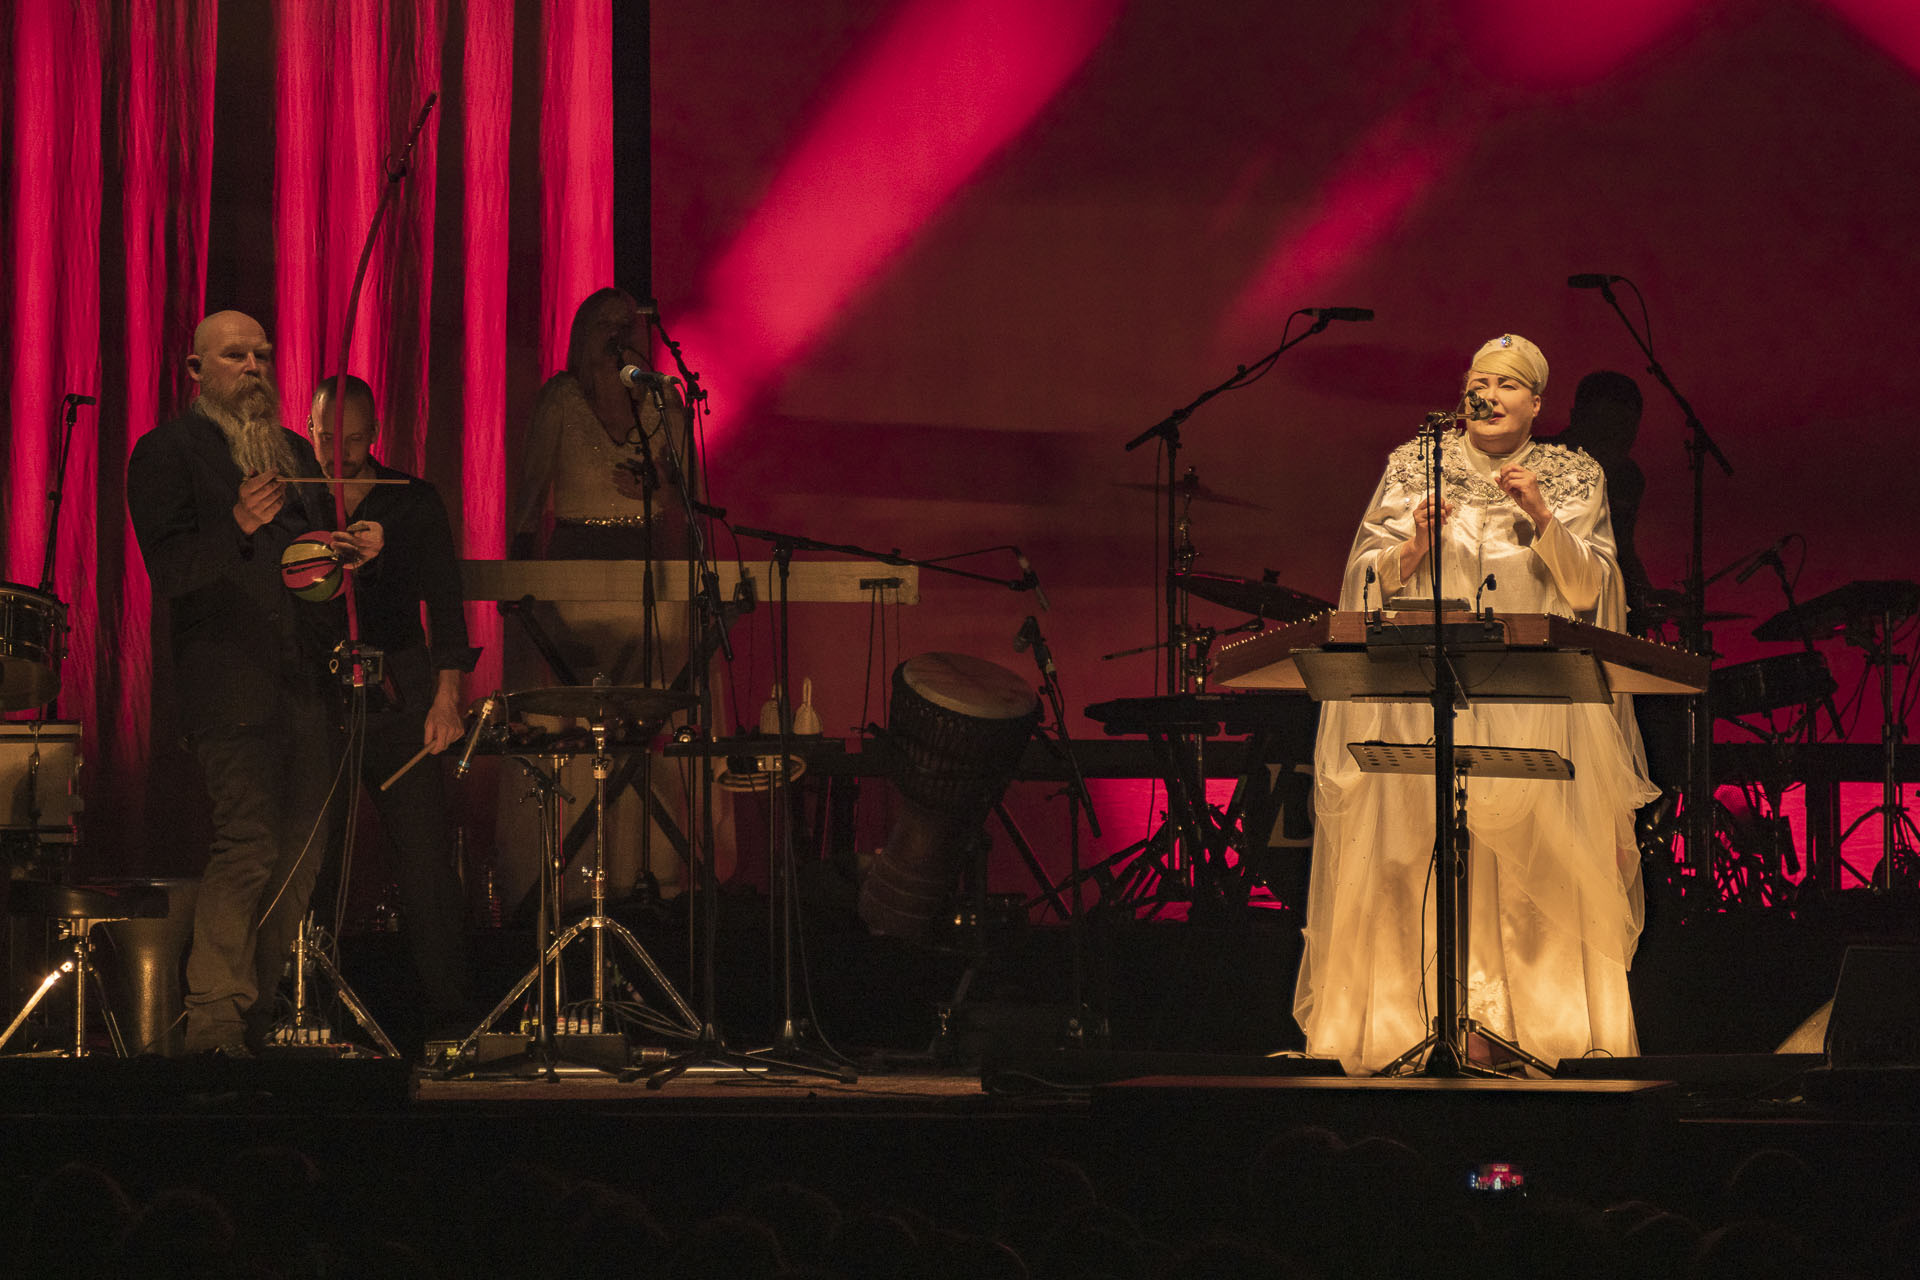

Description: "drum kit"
1749 579 1920 892
0 400 99 1051
1087 467 1331 916
1643 575 1920 904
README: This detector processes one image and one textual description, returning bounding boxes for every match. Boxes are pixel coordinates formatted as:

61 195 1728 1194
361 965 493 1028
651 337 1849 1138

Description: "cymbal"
1116 478 1267 510
1753 579 1920 642
506 685 698 722
1175 570 1331 622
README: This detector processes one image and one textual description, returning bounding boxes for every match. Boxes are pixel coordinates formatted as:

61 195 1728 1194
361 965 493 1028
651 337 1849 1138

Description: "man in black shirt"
308 374 477 1041
128 311 375 1056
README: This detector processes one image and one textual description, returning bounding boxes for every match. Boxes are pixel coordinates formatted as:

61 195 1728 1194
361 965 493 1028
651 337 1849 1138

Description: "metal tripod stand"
449 692 703 1077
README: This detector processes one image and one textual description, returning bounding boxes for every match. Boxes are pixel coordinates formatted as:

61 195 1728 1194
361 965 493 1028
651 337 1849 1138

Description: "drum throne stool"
0 880 170 1056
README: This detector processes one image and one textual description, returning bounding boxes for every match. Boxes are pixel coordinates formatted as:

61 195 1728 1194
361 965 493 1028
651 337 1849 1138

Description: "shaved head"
192 310 266 360
188 310 291 476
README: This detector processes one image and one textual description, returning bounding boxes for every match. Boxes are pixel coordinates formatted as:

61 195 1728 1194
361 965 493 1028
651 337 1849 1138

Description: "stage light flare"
1817 0 1920 77
1220 111 1467 343
673 0 1123 439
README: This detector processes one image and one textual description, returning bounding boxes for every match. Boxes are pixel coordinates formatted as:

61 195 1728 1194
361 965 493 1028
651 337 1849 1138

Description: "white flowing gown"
1294 430 1659 1073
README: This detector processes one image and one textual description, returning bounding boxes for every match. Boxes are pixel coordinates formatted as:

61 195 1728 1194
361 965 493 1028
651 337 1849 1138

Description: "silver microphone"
1463 388 1497 421
620 365 677 391
454 693 499 778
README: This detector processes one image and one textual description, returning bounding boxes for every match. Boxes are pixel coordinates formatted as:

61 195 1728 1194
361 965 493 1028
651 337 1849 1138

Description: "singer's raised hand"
1411 491 1452 548
1400 491 1451 580
1495 463 1551 527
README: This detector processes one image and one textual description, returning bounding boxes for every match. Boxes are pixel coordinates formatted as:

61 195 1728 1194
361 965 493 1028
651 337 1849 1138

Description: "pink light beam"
676 0 1123 434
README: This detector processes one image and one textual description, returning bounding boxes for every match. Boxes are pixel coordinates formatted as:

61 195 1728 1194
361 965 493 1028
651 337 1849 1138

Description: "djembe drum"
859 653 1039 940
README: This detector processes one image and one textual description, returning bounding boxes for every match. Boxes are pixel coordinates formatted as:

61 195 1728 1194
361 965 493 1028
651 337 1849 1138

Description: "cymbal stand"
1041 723 1247 919
1839 607 1918 891
279 913 401 1056
1753 541 1844 742
1579 277 1733 913
1122 310 1352 693
1121 315 1349 915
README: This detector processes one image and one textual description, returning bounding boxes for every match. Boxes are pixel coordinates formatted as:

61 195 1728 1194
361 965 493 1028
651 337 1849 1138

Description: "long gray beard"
195 391 297 479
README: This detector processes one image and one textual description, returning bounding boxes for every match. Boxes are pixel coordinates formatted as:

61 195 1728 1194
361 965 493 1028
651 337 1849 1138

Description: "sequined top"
1360 431 1614 621
511 372 688 540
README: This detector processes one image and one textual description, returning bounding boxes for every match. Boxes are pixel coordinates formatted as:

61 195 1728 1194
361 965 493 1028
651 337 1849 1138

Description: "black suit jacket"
128 410 344 732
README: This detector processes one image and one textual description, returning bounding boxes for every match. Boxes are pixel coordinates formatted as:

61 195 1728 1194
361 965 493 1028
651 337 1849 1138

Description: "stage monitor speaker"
1823 944 1920 1069
1775 1000 1831 1055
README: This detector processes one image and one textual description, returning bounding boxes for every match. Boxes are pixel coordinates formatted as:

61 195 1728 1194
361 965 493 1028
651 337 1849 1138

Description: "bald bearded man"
128 310 374 1057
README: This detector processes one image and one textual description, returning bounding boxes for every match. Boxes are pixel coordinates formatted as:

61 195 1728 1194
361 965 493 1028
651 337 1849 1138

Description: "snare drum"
1710 650 1836 720
0 584 65 711
861 653 1040 938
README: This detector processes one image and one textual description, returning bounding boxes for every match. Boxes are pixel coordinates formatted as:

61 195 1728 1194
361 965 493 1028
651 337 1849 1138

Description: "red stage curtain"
0 1 613 872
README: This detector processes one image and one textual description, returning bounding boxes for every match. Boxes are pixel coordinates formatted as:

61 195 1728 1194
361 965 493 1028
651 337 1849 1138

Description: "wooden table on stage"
460 558 921 605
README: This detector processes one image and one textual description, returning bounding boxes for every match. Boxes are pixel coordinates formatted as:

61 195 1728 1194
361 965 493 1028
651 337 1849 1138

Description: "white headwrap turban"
1468 333 1549 394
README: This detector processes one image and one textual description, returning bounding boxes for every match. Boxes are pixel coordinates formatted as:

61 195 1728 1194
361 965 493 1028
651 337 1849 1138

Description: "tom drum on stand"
1710 651 1836 721
0 584 65 712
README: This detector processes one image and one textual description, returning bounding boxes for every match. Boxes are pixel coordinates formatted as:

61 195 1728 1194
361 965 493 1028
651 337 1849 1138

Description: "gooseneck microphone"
1013 615 1056 675
1014 549 1050 611
1305 307 1375 322
1567 273 1623 289
454 693 500 778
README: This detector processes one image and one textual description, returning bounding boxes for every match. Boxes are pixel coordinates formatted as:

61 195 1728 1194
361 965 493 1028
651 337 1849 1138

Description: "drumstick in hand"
380 742 435 791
